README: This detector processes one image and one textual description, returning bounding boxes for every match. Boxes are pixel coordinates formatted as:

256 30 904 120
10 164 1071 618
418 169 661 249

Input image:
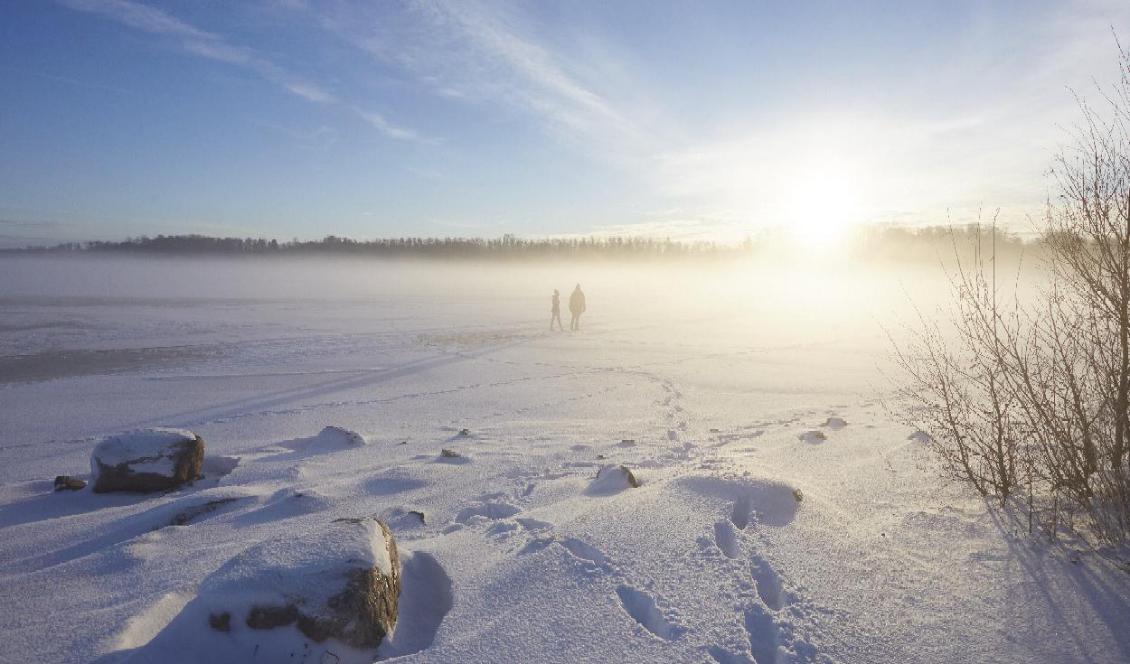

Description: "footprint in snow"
517 536 556 555
486 520 521 538
515 517 553 532
707 646 757 664
453 501 520 525
558 537 611 569
731 495 752 529
750 554 785 611
714 520 741 559
474 491 509 502
708 573 792 664
743 604 780 664
616 585 683 641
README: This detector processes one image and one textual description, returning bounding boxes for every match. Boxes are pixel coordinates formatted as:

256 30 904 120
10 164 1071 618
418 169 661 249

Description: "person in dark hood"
569 283 586 331
550 289 563 331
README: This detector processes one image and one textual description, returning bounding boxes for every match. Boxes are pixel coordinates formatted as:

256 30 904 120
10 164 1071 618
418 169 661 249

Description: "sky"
2 0 1130 247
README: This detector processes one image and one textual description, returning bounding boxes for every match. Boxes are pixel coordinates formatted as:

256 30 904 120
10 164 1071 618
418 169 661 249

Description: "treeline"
847 223 1032 262
0 225 1038 262
3 233 738 260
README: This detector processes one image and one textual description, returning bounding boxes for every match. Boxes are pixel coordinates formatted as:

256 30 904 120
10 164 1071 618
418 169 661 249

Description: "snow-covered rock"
53 475 86 491
137 517 400 661
908 430 933 444
586 464 641 496
798 430 827 444
823 416 848 430
437 448 471 464
90 428 204 493
315 425 367 447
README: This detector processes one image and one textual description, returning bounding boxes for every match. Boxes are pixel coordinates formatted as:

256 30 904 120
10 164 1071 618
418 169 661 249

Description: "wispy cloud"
56 0 429 140
57 0 336 103
45 0 1130 239
326 1 651 158
353 108 430 143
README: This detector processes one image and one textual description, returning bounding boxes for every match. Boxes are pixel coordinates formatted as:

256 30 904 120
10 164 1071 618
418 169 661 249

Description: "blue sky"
2 1 1129 246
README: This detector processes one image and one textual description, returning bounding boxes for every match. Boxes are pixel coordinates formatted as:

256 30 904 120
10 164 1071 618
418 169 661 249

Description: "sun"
778 161 865 255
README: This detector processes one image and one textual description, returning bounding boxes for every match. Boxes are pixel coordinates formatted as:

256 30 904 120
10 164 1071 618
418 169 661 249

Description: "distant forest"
0 225 1035 262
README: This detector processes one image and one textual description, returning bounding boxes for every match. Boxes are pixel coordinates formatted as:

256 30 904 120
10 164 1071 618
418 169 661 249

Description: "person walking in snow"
550 289 563 331
569 283 586 331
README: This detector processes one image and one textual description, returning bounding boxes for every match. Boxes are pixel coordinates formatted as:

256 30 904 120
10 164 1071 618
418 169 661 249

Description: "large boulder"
134 518 400 661
218 517 400 649
90 428 204 493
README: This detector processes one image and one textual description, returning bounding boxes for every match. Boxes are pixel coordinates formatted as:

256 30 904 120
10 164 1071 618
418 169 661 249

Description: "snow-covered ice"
0 256 1127 663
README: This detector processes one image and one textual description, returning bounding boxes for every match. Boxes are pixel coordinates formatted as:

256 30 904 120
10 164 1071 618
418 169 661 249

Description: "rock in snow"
586 464 641 495
53 475 86 491
90 428 204 493
823 416 848 430
316 425 367 447
224 517 399 647
798 430 827 444
908 430 933 444
140 518 400 660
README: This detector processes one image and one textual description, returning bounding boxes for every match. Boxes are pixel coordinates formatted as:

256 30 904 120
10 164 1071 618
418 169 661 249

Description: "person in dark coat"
569 284 586 331
550 289 563 331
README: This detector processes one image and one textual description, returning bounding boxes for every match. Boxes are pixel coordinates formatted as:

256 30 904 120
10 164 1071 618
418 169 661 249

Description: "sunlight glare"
780 159 864 255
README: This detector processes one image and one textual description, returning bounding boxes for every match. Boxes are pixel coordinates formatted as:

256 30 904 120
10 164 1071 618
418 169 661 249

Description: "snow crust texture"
0 259 1127 664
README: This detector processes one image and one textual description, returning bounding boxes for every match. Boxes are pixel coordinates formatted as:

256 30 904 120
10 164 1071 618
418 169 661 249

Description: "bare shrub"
893 47 1130 543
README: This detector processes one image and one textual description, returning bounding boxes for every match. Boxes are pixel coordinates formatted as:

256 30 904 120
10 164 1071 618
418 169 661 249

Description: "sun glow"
778 158 866 255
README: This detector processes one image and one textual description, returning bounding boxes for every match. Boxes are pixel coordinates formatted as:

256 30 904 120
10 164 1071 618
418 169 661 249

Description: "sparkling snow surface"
0 257 1127 663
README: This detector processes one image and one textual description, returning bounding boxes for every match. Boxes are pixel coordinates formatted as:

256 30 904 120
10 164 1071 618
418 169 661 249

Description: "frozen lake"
0 256 1126 663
